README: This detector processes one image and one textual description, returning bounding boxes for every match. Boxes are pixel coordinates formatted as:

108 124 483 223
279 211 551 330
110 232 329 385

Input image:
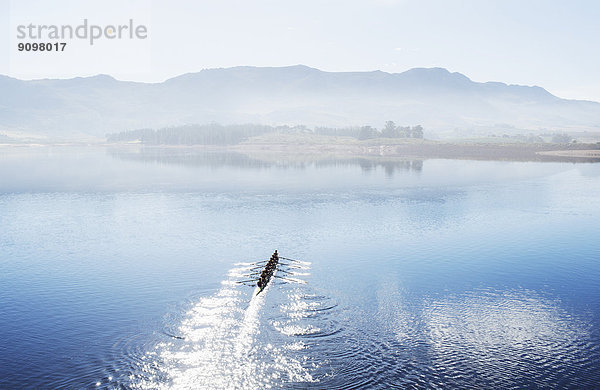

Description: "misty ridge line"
0 65 581 98
0 64 591 102
0 65 580 95
1 65 599 141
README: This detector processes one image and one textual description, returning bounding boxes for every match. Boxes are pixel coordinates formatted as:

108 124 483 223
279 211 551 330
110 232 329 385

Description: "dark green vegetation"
107 124 275 145
105 122 424 145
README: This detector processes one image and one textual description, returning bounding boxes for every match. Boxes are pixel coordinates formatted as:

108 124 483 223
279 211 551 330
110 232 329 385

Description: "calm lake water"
1 146 599 389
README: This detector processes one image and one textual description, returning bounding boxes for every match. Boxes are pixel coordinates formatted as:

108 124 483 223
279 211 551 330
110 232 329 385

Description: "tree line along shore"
3 122 599 163
104 122 425 145
100 122 600 162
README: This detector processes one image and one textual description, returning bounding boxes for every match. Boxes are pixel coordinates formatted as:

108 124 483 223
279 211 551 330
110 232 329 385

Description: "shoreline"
2 141 600 163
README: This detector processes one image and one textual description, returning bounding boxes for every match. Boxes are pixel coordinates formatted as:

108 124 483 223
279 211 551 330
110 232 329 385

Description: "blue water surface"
0 146 599 389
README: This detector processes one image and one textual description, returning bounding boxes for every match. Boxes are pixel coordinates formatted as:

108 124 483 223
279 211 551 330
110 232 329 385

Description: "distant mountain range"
1 65 599 141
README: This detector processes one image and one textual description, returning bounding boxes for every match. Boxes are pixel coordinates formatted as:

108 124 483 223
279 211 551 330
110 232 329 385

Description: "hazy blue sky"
2 0 599 101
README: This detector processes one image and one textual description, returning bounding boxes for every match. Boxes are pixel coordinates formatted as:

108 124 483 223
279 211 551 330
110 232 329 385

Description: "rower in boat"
254 250 279 295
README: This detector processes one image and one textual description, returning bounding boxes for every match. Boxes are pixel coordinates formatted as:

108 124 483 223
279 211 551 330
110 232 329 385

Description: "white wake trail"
132 263 315 390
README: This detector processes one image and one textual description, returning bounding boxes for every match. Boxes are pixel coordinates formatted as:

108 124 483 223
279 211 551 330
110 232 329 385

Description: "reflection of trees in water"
355 159 423 176
107 147 424 176
107 148 272 169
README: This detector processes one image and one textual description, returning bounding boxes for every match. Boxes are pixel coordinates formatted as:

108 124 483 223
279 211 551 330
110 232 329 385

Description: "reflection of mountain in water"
107 147 424 176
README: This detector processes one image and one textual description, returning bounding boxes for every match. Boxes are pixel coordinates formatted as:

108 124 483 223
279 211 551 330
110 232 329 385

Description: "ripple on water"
121 262 333 389
312 284 600 389
110 274 600 389
423 288 598 388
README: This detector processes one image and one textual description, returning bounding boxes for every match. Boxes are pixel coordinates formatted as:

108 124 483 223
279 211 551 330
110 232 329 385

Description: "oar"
280 256 303 262
273 275 307 284
276 268 307 276
278 263 305 269
234 260 267 266
245 266 268 272
278 270 309 277
235 279 258 284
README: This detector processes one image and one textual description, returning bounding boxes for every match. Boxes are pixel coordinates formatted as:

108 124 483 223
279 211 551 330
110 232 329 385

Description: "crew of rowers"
257 250 279 289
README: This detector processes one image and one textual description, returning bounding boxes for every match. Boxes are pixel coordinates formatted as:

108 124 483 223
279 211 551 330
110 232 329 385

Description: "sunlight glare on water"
132 263 317 390
1 147 599 389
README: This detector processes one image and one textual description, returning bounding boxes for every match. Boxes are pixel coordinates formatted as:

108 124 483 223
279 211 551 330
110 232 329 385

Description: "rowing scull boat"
253 250 279 296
